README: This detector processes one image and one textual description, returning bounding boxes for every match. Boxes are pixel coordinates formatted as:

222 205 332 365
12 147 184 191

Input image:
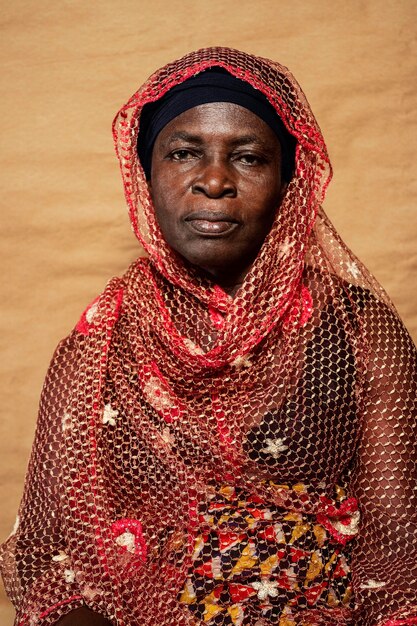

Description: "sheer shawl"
1 47 416 626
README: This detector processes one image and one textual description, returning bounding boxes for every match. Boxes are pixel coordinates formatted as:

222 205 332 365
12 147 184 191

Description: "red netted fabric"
1 47 416 626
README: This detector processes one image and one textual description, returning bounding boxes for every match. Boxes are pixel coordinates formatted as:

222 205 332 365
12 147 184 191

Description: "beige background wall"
1 1 416 622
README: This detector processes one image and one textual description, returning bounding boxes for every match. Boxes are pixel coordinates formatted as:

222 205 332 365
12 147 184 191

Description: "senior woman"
1 48 416 626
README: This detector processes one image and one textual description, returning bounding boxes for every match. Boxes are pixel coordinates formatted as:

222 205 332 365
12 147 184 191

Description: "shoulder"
74 276 126 337
43 271 131 394
72 258 150 337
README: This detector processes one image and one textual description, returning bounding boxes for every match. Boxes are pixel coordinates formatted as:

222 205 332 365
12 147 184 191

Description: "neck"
198 265 250 297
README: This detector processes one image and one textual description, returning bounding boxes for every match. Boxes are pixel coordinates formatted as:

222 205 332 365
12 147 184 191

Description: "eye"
169 149 198 161
235 152 264 166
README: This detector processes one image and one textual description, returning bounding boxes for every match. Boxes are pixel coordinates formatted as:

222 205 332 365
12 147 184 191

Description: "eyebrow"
164 131 268 148
165 131 204 146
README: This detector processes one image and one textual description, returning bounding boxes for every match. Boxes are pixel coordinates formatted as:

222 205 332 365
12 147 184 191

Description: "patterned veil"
1 47 416 626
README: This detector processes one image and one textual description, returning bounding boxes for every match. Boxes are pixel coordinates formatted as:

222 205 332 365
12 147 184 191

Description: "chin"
171 238 259 281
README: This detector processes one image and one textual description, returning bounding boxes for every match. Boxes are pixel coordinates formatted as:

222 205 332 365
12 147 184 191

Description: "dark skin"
54 103 285 625
149 102 286 295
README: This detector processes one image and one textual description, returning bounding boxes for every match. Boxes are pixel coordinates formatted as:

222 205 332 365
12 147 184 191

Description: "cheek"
249 184 283 223
150 166 185 213
153 203 175 240
150 179 173 222
151 190 185 249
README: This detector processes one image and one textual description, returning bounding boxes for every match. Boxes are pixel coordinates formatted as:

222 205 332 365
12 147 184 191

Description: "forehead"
155 102 280 147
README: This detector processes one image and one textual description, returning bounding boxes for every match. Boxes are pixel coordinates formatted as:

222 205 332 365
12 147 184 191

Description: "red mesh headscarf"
1 47 416 626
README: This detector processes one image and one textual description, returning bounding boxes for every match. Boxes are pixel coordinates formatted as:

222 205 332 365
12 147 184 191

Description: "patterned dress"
180 483 356 626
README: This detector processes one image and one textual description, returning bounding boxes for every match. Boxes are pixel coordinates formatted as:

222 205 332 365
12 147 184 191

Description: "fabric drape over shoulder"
1 47 416 626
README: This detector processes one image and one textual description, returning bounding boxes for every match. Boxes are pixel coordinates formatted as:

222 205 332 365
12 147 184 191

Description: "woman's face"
149 102 286 290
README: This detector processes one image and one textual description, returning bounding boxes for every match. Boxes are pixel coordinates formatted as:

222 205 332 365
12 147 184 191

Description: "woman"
1 47 416 626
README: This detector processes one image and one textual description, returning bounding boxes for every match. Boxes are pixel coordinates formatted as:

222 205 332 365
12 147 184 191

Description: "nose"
191 159 237 199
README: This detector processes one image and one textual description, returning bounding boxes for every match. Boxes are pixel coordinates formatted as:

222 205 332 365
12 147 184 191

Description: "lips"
184 211 240 236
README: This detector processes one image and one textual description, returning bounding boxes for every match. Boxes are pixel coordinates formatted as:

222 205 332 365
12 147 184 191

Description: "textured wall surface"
1 1 416 622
